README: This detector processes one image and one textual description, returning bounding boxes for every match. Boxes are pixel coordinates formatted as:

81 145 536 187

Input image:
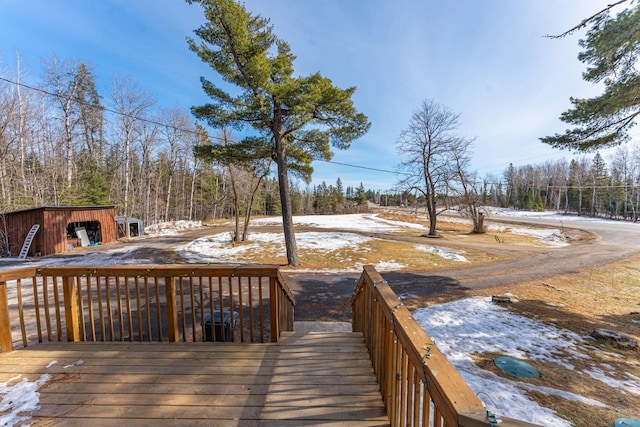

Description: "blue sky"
0 0 623 191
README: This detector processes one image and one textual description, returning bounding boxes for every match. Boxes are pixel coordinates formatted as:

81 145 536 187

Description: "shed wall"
5 209 45 257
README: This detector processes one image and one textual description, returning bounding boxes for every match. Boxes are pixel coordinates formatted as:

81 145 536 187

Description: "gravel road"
9 215 640 322
284 215 640 321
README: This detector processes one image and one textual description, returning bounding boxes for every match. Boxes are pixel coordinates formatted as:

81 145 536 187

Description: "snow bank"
144 220 202 236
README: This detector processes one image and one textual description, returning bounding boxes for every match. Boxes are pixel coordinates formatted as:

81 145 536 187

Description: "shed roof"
2 205 116 215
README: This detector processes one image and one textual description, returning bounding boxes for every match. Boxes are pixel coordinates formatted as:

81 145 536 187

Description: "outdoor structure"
1 206 117 257
115 216 144 239
0 265 539 426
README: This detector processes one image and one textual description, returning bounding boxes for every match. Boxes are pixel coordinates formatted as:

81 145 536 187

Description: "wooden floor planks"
0 331 390 426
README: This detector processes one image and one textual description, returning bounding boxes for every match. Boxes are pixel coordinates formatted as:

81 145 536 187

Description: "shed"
115 216 144 239
2 206 117 257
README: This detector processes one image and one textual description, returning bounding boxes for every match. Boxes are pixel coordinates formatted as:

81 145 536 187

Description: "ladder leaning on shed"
18 224 40 259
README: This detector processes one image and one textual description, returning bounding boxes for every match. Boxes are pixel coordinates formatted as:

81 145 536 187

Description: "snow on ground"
486 207 616 222
0 211 585 271
253 213 426 232
144 220 202 236
178 215 474 269
413 297 640 426
496 226 570 247
177 231 374 263
0 374 50 426
415 245 468 262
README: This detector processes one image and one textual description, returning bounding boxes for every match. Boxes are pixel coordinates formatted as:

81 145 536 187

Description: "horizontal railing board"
30 419 389 427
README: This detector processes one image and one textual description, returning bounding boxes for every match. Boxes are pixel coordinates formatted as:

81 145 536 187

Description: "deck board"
0 331 390 426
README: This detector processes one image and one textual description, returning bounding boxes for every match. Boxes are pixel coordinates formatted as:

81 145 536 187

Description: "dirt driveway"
51 214 639 322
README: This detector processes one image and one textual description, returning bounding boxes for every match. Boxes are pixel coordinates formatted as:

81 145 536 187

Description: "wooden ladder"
18 224 40 259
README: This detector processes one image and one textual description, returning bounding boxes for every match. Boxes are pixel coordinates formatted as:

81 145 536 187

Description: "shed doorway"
67 221 102 248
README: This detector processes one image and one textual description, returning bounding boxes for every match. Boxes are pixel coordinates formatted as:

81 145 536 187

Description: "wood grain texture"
0 331 389 426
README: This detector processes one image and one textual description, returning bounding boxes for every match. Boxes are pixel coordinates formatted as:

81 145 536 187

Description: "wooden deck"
0 330 389 426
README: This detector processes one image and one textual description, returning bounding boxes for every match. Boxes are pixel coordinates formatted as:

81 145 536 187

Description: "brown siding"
3 206 116 257
5 208 45 257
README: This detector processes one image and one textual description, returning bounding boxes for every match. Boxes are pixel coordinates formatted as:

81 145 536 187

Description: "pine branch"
545 0 630 39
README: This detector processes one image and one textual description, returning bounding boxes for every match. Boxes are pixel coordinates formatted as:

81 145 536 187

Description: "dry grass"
191 213 576 271
376 211 567 246
465 255 640 426
217 237 495 271
198 213 639 424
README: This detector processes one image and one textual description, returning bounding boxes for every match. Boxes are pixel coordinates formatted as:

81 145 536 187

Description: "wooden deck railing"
352 266 540 427
0 265 295 352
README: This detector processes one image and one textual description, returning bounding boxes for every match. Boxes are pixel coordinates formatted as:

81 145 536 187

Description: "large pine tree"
185 0 370 266
541 1 640 151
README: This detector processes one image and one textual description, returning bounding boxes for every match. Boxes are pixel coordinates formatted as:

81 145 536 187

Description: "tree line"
0 54 212 224
2 54 639 227
0 53 371 223
493 148 640 221
2 0 638 247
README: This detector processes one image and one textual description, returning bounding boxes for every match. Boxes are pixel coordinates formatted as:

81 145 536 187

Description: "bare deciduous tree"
396 99 474 236
449 142 485 233
110 76 155 217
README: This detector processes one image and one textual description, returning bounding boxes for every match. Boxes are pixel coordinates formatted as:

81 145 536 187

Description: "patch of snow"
371 260 406 272
178 231 374 263
415 245 469 262
0 374 50 426
487 207 613 222
518 382 606 408
63 360 83 369
412 297 630 425
583 367 640 395
145 220 202 236
43 245 148 267
253 213 426 232
45 361 57 369
507 227 570 247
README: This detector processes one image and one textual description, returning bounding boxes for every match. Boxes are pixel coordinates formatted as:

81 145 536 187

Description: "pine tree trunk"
275 134 299 266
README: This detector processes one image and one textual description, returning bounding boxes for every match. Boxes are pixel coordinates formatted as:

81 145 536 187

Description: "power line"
2 75 411 178
0 75 215 140
318 160 409 176
8 75 639 186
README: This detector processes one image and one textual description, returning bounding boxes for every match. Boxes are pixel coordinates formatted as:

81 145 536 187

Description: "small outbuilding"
2 206 117 257
115 216 144 239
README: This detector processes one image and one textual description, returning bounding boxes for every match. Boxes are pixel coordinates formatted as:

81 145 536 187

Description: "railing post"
63 277 80 342
270 277 279 342
165 277 179 342
0 281 13 352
